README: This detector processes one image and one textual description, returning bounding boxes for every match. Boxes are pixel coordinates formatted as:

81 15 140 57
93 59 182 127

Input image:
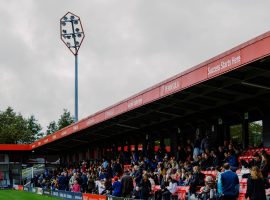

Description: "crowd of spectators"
30 135 270 199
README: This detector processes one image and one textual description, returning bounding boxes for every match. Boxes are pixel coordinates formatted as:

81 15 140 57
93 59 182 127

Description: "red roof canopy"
1 30 270 151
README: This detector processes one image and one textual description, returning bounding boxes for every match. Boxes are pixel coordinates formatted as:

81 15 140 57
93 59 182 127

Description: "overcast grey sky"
1 0 270 131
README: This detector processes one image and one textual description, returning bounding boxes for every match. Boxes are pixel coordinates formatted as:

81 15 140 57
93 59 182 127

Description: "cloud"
1 0 270 131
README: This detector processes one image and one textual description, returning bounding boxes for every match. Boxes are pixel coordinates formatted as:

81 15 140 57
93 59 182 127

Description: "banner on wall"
31 187 37 193
107 197 134 200
59 191 74 199
23 186 29 192
82 193 106 200
51 190 60 197
43 189 51 196
18 185 23 191
36 187 43 195
73 193 83 200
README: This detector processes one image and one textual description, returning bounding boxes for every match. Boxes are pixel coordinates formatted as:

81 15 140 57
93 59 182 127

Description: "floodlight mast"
60 12 85 122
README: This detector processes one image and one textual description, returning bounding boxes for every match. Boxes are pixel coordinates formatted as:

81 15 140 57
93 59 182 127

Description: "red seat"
239 192 246 200
153 185 161 192
177 186 190 200
240 178 247 184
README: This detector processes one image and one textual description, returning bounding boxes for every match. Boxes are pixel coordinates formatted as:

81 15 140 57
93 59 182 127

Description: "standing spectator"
131 151 138 164
218 146 225 164
112 176 122 197
121 171 134 198
69 173 76 190
260 152 270 179
81 172 88 193
210 150 220 168
64 172 69 191
218 163 239 200
87 174 96 193
102 178 112 195
96 178 106 194
245 166 266 200
112 159 122 177
102 158 108 169
81 161 87 172
72 180 81 193
134 166 142 187
58 172 67 191
139 174 151 200
201 135 210 153
176 145 186 162
193 135 201 160
189 166 205 195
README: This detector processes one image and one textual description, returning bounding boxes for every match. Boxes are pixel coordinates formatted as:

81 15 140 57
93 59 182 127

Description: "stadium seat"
177 186 189 200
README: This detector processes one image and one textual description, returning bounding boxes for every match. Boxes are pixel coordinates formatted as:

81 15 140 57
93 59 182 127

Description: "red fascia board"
31 30 270 150
0 144 30 151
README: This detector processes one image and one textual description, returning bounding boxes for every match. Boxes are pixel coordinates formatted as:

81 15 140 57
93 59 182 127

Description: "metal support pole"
75 54 78 122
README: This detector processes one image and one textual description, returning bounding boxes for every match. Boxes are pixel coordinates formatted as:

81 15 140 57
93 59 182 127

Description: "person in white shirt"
95 179 106 194
148 174 156 191
162 177 178 200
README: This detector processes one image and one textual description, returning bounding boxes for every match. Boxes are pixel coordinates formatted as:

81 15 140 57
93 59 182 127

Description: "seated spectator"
161 177 178 200
183 172 192 186
148 173 156 191
197 176 216 200
200 153 212 170
249 153 261 168
224 150 238 171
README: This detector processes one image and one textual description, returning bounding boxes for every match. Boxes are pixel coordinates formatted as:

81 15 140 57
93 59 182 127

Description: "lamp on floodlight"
60 12 85 122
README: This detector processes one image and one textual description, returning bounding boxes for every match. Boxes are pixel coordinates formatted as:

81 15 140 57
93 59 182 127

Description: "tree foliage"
46 109 74 135
0 107 43 144
27 115 43 140
46 121 58 135
57 109 74 130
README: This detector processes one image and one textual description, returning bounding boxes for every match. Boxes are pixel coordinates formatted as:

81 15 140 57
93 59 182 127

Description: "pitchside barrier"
14 185 191 200
15 186 141 200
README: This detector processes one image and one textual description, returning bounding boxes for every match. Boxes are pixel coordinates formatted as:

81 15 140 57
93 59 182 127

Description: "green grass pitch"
0 190 60 200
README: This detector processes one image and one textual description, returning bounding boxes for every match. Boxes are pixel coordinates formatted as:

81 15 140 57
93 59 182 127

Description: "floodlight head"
60 12 85 55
